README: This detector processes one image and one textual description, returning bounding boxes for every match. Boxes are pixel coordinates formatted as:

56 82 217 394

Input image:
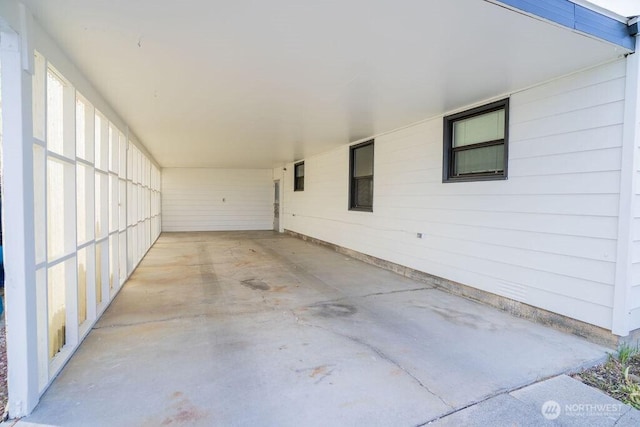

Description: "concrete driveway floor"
19 231 611 426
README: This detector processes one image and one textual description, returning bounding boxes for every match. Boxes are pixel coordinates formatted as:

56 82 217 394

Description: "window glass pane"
109 234 118 293
76 94 94 163
95 111 109 171
145 187 151 219
95 172 103 238
140 219 151 249
137 184 143 222
109 174 118 232
48 261 66 359
33 52 46 141
76 98 87 159
108 125 113 171
48 158 75 260
77 163 94 244
152 165 159 191
127 227 134 273
34 145 46 264
47 159 65 260
119 179 127 231
127 141 134 180
119 231 127 285
355 177 373 208
95 172 108 239
127 182 135 226
77 248 87 325
95 241 103 306
135 146 139 183
454 144 504 175
108 123 120 173
77 164 87 244
453 109 504 147
138 223 144 260
47 70 64 155
354 144 373 177
294 163 305 191
144 157 149 187
95 113 102 169
36 267 48 390
119 132 127 179
76 98 85 159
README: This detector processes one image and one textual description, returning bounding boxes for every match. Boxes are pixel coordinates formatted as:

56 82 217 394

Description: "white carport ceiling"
23 0 630 168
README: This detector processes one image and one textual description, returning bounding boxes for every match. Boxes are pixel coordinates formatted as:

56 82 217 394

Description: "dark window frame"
442 98 509 183
349 140 374 212
294 161 305 191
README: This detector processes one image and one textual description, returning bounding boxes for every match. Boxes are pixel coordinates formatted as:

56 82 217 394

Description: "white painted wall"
282 59 627 331
162 168 274 231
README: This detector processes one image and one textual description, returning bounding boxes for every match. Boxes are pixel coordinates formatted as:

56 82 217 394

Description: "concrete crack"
343 333 454 410
92 313 207 329
301 321 454 410
359 286 435 299
612 406 632 426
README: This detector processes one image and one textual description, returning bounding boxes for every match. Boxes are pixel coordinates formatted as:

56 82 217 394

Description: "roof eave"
491 0 636 52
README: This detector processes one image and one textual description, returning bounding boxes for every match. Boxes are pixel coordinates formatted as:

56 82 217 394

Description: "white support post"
613 43 640 337
1 28 39 416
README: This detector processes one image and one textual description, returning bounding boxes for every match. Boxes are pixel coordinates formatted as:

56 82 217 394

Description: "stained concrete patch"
296 364 336 384
427 304 499 331
155 391 209 426
241 278 270 291
309 302 358 318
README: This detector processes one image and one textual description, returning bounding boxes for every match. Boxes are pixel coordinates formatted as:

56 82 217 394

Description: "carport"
0 0 639 422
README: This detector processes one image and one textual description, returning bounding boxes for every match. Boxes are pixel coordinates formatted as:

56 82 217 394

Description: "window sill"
443 175 507 183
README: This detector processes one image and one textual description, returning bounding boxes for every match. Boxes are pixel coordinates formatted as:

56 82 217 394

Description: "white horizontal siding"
162 168 273 231
632 102 640 330
283 59 626 330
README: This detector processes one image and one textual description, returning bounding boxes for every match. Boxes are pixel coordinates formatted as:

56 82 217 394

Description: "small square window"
443 99 509 182
294 161 304 191
349 140 374 211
